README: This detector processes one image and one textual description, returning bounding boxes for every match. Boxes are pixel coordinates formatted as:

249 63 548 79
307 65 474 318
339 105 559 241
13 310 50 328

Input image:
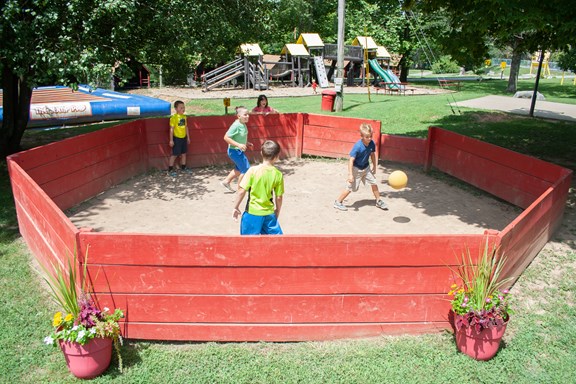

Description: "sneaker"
168 170 177 177
181 168 192 174
333 200 348 211
376 199 388 210
220 181 235 193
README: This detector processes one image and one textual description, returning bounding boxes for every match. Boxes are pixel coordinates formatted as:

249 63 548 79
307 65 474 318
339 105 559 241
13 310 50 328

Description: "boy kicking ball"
334 123 388 211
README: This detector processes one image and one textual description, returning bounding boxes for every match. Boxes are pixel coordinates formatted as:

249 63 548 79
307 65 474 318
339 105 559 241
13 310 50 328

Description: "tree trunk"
1 66 32 158
506 40 523 93
399 25 411 83
399 55 410 83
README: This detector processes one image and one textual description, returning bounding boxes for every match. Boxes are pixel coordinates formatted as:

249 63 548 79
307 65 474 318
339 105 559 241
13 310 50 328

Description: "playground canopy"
281 44 310 57
376 46 391 60
352 36 378 51
239 43 264 57
296 33 324 49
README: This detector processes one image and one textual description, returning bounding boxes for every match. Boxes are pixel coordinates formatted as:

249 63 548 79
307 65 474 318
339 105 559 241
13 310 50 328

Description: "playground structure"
201 34 400 91
530 51 552 78
8 114 571 341
201 44 269 92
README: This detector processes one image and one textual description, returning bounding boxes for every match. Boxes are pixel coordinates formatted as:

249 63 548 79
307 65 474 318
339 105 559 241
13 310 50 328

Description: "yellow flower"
52 312 63 327
450 284 458 289
448 290 454 295
64 313 74 322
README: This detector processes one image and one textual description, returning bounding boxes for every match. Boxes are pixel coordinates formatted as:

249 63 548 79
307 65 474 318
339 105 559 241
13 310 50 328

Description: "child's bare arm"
347 157 355 183
370 152 377 173
274 195 283 219
224 134 247 151
232 187 247 221
169 126 174 147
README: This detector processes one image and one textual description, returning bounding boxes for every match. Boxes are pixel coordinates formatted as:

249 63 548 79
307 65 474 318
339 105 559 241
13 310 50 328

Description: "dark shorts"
172 137 188 156
227 148 250 174
240 212 283 235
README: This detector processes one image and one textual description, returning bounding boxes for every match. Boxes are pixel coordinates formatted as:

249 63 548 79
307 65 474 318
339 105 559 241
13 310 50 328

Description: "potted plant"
448 238 513 361
42 251 124 379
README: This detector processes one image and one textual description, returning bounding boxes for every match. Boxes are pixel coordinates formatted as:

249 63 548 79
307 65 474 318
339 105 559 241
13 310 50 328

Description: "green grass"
2 78 576 383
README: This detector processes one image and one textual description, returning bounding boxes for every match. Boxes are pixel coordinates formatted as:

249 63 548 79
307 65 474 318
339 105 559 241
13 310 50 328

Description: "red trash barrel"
321 90 337 112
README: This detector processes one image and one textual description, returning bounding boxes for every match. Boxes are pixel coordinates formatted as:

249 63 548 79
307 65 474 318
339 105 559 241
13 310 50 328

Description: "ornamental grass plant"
41 250 124 371
449 238 514 332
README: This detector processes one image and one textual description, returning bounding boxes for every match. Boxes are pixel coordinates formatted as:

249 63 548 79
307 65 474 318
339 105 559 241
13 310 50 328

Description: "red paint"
7 115 572 342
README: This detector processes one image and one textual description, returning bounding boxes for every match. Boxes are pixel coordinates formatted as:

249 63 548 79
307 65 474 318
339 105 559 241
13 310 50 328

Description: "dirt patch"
67 159 521 236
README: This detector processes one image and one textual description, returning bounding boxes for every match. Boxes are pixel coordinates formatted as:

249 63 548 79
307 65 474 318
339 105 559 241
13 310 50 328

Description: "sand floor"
67 159 522 236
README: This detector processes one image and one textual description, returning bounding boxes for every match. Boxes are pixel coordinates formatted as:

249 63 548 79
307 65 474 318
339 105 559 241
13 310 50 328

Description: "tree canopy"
2 0 575 157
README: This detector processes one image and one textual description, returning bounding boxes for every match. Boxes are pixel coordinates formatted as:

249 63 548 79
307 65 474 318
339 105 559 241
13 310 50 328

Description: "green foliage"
558 46 576 72
431 55 460 74
448 238 513 331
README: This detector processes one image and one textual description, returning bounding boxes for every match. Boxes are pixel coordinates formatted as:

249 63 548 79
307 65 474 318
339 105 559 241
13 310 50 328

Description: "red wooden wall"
424 126 572 284
78 232 486 341
7 114 572 342
145 114 301 170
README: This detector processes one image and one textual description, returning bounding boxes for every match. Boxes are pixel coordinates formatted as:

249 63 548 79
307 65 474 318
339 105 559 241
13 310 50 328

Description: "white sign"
30 102 92 120
127 107 141 116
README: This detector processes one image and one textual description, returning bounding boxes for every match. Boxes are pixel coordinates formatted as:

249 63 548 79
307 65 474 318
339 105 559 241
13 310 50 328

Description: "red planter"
454 316 508 361
59 337 113 379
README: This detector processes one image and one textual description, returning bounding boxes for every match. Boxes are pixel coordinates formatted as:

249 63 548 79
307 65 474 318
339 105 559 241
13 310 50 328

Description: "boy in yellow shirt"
168 100 191 176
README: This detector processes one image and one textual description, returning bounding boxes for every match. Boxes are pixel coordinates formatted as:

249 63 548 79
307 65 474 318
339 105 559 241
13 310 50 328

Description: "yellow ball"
388 170 408 190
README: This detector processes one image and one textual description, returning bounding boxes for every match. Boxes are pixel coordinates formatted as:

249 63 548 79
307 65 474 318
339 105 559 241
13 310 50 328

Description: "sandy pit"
67 159 522 236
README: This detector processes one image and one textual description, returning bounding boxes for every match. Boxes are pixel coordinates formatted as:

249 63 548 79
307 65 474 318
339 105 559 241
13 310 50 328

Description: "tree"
1 0 147 157
558 46 576 73
418 0 576 92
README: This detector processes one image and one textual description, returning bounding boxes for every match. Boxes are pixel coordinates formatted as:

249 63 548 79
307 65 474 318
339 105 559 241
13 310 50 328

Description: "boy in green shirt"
232 140 284 235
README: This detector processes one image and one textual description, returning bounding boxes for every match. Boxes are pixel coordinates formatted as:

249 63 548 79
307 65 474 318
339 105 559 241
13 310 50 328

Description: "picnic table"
438 79 462 91
374 82 415 96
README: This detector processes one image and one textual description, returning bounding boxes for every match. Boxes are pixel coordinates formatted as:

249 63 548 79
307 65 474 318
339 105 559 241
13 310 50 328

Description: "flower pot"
59 337 113 379
454 315 508 361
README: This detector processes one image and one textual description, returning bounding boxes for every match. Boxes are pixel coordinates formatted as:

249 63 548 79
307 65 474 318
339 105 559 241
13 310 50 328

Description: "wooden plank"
40 148 143 199
381 147 425 165
93 294 451 323
9 161 78 240
430 127 566 182
26 135 141 185
433 140 551 198
120 321 450 341
499 177 571 281
305 114 380 131
11 122 142 171
431 148 541 208
79 232 484 267
87 265 457 294
51 160 144 210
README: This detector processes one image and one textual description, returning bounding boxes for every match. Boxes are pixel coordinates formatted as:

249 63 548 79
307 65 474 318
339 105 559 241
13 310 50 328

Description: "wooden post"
334 0 345 112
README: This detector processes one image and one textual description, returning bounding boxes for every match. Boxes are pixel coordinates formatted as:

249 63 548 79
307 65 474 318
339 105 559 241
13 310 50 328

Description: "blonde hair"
236 106 248 116
359 123 373 136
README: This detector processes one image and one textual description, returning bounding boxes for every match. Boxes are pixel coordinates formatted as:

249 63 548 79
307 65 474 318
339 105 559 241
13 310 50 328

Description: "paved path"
452 95 576 122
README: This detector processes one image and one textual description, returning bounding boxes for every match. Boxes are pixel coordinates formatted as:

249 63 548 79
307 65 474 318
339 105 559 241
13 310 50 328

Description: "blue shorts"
172 137 188 156
227 148 250 174
240 212 283 235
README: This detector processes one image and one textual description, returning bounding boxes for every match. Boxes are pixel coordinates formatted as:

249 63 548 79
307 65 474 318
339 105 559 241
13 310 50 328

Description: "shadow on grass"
0 161 20 243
